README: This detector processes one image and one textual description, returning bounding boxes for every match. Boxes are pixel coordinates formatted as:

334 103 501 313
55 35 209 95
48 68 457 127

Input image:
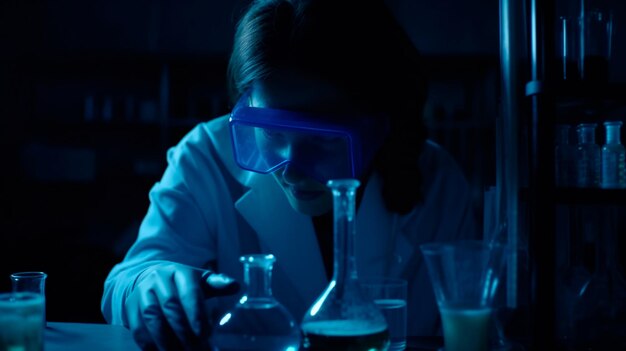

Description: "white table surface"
45 322 140 351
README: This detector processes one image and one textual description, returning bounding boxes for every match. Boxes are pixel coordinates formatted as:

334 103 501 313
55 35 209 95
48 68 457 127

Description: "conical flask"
211 254 301 351
301 179 390 351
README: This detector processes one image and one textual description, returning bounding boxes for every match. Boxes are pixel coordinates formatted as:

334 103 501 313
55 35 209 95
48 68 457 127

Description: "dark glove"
124 263 239 351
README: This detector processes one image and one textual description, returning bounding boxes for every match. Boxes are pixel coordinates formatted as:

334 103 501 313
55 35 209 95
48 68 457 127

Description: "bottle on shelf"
211 254 301 351
579 3 613 83
555 124 578 187
576 123 601 188
600 120 626 188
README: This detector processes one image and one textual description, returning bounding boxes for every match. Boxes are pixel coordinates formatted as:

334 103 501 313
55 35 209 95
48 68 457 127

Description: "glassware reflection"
211 254 301 351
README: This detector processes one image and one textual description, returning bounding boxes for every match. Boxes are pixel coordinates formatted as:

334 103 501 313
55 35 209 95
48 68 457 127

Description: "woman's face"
249 71 361 216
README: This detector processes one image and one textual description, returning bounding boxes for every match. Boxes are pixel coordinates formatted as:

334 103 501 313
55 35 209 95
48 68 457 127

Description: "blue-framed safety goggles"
229 91 388 183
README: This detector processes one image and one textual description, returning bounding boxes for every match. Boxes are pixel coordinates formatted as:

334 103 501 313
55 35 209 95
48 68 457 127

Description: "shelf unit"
500 0 626 349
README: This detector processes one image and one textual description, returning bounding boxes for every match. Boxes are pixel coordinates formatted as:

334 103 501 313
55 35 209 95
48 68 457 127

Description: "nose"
281 163 308 185
280 137 313 184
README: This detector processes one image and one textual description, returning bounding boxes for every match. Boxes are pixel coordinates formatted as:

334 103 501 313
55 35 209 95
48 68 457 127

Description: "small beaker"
211 254 301 351
420 240 507 351
301 179 389 351
362 277 408 351
10 272 47 325
0 292 45 351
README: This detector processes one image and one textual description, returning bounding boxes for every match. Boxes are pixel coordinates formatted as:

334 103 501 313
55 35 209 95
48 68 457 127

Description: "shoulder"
419 140 462 172
399 140 478 243
167 115 256 187
165 115 228 163
420 140 467 180
172 115 228 151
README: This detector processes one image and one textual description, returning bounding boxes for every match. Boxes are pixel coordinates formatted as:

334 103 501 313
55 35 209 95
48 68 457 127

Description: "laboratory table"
45 322 140 351
45 321 442 350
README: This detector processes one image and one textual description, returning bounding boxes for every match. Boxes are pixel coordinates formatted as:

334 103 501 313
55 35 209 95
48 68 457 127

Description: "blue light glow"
309 280 335 316
219 313 232 326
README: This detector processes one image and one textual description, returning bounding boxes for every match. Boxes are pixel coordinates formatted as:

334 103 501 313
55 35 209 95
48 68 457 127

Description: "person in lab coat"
101 0 479 349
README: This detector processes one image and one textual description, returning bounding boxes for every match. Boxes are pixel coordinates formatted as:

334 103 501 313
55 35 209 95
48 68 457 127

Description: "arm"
101 123 239 349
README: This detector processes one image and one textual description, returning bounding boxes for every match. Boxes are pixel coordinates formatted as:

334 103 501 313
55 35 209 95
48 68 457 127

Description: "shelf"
521 187 626 206
555 187 626 205
554 81 626 102
554 81 626 123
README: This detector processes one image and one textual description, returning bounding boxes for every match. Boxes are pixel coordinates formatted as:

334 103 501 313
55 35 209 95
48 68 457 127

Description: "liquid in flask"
301 179 390 351
211 254 301 351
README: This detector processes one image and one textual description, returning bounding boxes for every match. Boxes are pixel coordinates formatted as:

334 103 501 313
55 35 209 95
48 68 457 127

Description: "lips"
290 188 325 201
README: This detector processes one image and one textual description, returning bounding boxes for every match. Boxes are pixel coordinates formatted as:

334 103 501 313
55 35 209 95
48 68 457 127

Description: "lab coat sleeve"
101 125 223 326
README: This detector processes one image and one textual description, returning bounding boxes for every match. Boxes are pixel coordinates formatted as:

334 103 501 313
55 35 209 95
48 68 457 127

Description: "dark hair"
227 0 428 214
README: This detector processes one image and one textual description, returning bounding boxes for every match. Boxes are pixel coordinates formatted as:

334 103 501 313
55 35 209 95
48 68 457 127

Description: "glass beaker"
301 179 389 351
361 277 407 351
0 292 45 351
211 254 301 351
10 272 47 325
420 240 507 351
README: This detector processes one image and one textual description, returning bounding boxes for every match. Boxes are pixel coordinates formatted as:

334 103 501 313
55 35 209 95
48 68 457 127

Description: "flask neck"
578 127 596 144
605 126 622 145
330 180 360 286
242 259 274 300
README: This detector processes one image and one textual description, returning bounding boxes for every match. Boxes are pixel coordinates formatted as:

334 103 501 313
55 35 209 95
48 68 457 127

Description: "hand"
124 263 239 351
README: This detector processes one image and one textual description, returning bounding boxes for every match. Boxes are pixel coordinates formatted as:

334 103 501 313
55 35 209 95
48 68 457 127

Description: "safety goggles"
229 91 388 183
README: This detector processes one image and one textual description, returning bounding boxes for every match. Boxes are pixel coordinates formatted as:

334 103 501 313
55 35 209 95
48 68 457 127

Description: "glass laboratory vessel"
571 209 626 350
576 123 601 188
555 124 577 187
211 254 301 351
601 121 626 188
301 179 390 351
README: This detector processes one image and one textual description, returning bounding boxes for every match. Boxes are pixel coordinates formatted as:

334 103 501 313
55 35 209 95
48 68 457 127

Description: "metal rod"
528 0 557 348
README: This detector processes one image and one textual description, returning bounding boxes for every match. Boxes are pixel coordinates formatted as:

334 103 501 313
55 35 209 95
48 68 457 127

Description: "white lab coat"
101 115 478 336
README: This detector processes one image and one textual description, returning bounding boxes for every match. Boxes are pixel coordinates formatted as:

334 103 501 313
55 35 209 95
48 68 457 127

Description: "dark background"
0 0 624 324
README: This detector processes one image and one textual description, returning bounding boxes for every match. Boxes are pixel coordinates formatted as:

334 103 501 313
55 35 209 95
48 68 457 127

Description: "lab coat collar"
234 173 328 310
